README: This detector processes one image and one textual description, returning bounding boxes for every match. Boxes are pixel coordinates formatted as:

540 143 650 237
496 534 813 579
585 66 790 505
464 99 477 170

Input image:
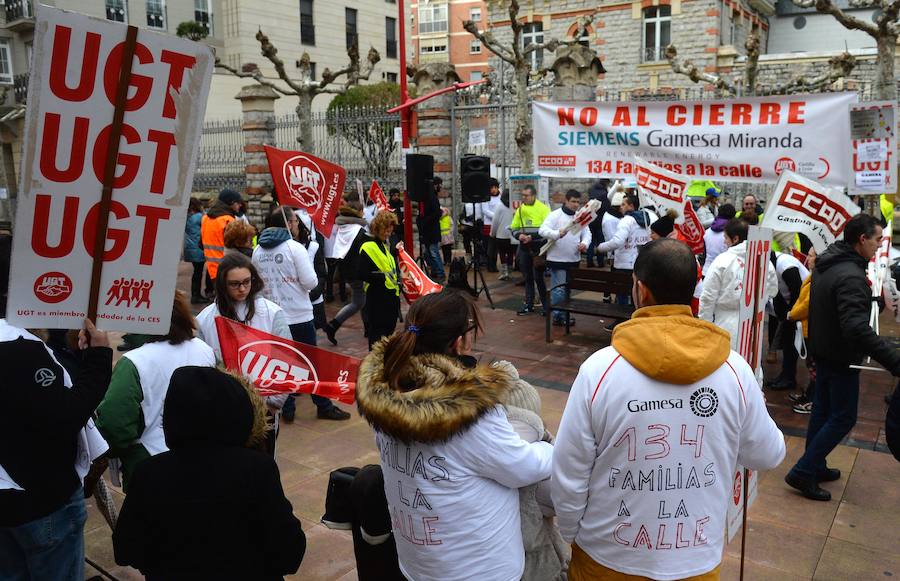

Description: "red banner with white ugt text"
265 146 346 237
216 316 358 404
396 242 442 303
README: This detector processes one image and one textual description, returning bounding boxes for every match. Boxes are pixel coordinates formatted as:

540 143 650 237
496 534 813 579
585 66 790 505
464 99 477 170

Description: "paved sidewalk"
83 263 900 579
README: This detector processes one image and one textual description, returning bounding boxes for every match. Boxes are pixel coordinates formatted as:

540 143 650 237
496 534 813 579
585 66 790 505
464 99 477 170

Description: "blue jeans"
424 243 445 280
288 321 334 413
790 363 859 479
550 267 571 322
0 487 87 581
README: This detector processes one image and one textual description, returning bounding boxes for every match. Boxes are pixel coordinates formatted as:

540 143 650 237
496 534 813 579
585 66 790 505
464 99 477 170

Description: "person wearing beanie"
201 189 244 281
703 203 736 275
649 212 675 239
113 367 306 579
695 187 719 228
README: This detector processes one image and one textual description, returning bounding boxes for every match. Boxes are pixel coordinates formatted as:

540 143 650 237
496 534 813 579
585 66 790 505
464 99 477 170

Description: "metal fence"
193 118 245 193
194 105 403 193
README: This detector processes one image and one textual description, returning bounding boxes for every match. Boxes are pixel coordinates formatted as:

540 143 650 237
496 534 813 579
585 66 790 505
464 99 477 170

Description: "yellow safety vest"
360 240 400 296
439 214 451 237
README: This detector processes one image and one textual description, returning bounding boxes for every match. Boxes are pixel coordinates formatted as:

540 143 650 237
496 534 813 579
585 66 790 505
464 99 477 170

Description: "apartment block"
411 0 489 82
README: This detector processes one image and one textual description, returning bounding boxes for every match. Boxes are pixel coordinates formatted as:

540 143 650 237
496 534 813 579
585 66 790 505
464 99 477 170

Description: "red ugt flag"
216 316 358 404
369 180 390 212
396 242 442 303
264 145 346 237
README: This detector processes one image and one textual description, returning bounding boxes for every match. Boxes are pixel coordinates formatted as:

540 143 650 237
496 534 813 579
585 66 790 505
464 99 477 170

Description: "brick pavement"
83 262 900 580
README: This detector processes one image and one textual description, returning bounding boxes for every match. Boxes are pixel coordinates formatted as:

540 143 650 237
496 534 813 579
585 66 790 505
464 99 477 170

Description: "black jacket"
416 191 442 245
808 241 900 372
0 324 111 527
114 367 305 580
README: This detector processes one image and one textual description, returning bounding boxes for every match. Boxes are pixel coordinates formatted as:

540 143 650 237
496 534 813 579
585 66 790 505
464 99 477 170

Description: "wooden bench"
545 268 635 342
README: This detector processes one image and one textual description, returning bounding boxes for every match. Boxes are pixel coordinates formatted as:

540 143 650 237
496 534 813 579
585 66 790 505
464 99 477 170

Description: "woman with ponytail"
356 290 554 581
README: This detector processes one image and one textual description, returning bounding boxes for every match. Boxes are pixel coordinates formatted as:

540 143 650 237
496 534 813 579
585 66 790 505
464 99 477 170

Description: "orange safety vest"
201 214 234 279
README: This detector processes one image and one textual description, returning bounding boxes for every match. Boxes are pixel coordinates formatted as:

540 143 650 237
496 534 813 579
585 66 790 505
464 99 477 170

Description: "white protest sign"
849 101 896 194
726 225 771 541
761 171 860 253
532 93 856 186
394 126 402 143
7 5 213 333
633 157 690 224
468 129 486 148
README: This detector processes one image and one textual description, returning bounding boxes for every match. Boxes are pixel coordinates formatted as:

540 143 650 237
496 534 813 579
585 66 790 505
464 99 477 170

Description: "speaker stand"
467 259 495 309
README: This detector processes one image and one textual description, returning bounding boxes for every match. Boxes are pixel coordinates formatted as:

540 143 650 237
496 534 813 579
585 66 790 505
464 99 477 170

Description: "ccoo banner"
533 93 856 186
7 5 213 333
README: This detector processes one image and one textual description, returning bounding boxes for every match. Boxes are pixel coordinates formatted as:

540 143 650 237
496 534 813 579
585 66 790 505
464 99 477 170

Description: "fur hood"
356 339 515 443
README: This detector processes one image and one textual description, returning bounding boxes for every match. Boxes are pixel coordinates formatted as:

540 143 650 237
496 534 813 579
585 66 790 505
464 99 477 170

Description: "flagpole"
398 0 414 256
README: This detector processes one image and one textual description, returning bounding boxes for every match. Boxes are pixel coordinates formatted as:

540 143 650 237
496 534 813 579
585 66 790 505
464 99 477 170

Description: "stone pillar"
550 44 605 102
236 84 280 229
412 63 462 208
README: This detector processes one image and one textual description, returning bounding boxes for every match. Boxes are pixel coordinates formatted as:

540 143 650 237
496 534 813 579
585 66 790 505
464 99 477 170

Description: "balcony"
641 46 665 64
13 72 28 104
5 0 34 32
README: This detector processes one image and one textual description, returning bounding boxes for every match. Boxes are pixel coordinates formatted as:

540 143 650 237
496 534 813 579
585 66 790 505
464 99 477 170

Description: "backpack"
447 257 475 296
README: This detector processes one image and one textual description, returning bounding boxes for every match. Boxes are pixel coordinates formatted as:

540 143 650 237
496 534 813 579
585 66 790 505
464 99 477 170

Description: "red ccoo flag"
216 316 358 404
264 145 346 237
369 180 390 212
675 200 706 255
396 242 442 303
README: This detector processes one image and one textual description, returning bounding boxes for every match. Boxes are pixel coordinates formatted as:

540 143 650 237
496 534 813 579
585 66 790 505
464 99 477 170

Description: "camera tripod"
466 232 495 309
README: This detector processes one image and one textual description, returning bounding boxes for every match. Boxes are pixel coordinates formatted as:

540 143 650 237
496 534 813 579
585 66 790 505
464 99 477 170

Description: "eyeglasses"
227 278 253 290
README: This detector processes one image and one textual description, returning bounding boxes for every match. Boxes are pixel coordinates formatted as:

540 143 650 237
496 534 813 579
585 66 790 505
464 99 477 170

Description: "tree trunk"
514 65 533 173
875 34 897 101
295 92 314 153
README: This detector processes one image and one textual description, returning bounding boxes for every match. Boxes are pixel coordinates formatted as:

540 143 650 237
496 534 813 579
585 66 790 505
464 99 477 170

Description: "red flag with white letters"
216 316 358 404
369 180 390 212
264 145 346 237
396 242 442 303
675 200 706 255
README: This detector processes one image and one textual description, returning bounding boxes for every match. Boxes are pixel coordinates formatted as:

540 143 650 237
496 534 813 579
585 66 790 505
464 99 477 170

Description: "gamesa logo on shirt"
690 387 719 418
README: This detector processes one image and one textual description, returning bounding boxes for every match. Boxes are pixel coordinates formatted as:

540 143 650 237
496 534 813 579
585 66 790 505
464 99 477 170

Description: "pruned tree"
666 28 856 96
215 29 381 151
791 0 899 100
464 0 597 172
326 82 400 181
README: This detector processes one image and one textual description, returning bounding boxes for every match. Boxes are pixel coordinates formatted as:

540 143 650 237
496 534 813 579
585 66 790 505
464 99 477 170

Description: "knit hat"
650 213 675 238
218 188 243 205
492 360 542 415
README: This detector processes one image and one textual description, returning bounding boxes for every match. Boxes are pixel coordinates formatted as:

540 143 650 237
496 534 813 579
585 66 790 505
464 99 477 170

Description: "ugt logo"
283 154 325 208
239 339 319 391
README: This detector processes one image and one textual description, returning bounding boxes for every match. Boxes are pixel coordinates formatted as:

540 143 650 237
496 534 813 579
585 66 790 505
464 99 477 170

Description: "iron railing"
5 0 33 22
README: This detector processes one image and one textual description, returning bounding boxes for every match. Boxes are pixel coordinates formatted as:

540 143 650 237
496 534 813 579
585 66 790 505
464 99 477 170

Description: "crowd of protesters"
1 176 899 581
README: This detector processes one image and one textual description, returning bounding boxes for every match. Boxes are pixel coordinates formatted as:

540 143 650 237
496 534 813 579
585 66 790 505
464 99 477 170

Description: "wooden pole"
87 25 139 323
739 467 750 580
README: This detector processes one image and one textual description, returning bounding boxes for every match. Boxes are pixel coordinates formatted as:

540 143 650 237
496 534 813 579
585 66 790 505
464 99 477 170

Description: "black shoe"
788 391 808 404
818 467 841 482
785 472 831 501
517 305 534 316
317 407 351 421
766 378 796 391
325 321 338 346
282 408 295 423
792 401 813 414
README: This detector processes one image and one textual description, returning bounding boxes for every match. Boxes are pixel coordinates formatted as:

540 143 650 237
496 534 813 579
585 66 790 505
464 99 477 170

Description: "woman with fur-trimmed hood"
356 290 554 581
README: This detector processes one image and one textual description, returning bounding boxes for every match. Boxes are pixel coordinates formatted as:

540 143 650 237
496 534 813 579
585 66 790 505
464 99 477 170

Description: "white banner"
7 6 213 333
533 93 857 186
849 101 896 194
761 171 860 253
633 157 690 224
726 225 771 542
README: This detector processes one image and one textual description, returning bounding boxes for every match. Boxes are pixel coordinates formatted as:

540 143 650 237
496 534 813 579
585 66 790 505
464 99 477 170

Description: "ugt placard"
7 5 213 333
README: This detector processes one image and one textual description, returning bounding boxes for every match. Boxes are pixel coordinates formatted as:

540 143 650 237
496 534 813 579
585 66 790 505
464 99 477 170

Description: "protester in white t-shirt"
766 232 810 392
553 238 785 580
357 291 553 581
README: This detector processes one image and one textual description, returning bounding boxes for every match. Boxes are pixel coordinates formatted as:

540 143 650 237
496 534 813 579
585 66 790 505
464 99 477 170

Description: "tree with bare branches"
464 0 596 172
215 29 381 151
666 28 856 96
791 0 899 100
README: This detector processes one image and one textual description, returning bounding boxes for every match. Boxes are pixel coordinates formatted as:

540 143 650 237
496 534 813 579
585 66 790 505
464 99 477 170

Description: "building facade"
411 0 490 82
0 0 408 118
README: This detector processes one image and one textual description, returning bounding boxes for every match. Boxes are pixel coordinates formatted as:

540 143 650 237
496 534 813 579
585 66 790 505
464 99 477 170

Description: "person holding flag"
252 208 350 422
540 190 591 327
359 211 402 349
